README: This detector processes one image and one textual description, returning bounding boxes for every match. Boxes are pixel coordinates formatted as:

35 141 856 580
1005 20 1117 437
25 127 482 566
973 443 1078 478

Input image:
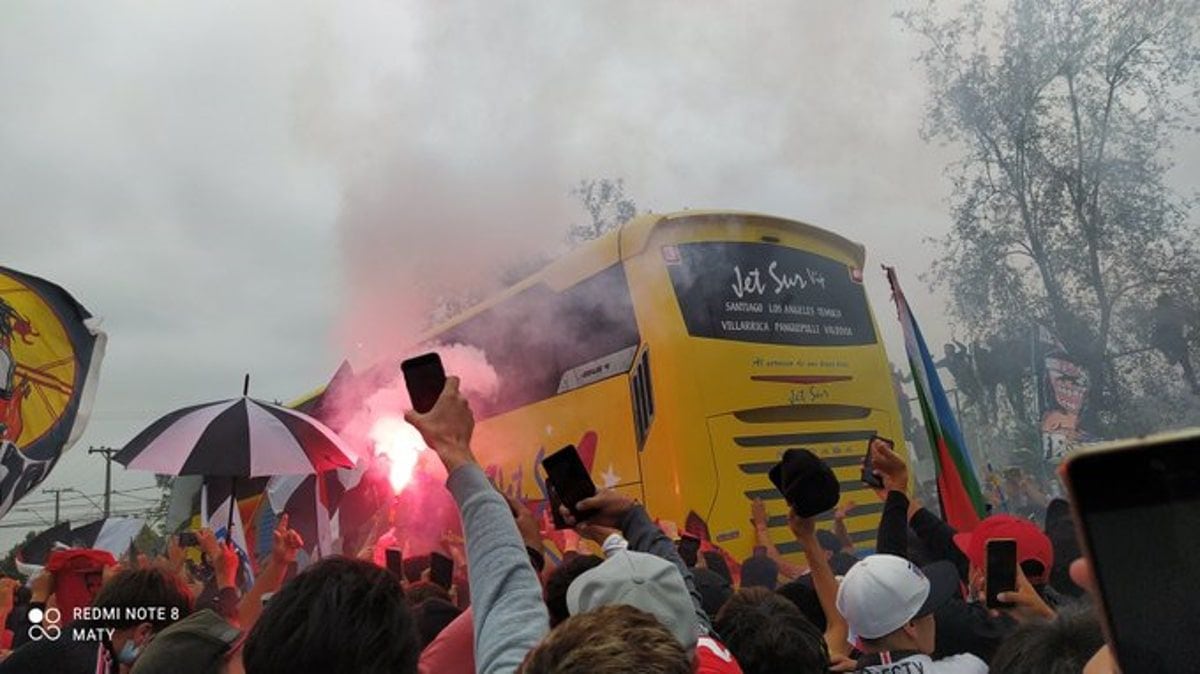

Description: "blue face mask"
117 638 142 665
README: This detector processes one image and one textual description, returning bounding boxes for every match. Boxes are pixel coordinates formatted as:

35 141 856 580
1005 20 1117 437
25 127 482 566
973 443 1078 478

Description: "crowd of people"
0 377 1122 673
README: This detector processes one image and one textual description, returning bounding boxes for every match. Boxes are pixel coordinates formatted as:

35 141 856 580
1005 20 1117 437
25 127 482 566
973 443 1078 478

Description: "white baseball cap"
835 554 959 641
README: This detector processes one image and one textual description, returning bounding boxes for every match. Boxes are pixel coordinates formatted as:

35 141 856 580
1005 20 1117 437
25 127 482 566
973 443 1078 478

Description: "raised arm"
566 490 713 636
788 510 851 666
407 377 548 674
238 513 304 631
751 498 807 580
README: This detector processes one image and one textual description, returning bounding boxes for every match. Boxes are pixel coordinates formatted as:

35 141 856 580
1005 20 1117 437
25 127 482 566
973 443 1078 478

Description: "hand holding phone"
985 538 1018 609
861 436 893 489
541 445 597 519
1064 430 1200 673
401 353 447 414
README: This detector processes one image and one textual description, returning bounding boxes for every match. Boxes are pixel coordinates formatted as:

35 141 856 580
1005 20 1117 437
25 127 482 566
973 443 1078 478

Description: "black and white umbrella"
115 395 354 477
115 377 356 540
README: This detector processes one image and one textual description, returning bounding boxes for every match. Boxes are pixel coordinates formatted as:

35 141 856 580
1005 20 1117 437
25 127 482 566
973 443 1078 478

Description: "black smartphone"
385 548 404 580
430 552 454 590
1064 430 1200 674
702 551 732 584
861 436 891 489
677 534 701 567
540 445 597 519
177 532 199 547
401 353 447 414
546 485 570 530
985 538 1017 609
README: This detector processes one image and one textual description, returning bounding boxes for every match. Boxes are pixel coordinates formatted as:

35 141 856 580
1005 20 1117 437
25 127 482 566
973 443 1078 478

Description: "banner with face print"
0 267 105 518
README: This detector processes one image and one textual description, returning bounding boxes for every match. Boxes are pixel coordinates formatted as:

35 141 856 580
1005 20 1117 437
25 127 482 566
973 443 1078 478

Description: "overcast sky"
3 1 1197 549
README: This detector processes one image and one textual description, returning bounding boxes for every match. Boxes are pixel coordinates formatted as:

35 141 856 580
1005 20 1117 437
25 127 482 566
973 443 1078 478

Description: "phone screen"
985 538 1017 609
1067 433 1200 673
861 436 890 489
430 552 454 590
401 353 447 414
677 535 701 567
546 486 570 530
177 532 199 547
385 548 404 580
541 445 597 518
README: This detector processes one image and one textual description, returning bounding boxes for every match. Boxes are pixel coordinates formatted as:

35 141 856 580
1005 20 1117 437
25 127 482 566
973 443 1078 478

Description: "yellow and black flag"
0 267 105 518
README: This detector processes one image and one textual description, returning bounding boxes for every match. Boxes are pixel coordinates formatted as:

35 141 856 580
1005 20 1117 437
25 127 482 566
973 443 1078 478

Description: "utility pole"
42 488 69 524
88 447 119 518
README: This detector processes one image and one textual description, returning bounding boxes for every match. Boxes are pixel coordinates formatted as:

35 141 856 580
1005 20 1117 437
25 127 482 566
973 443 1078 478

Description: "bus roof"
415 210 867 343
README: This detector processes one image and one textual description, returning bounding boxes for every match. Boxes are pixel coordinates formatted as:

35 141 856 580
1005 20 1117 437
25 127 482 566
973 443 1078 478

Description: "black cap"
915 560 961 618
767 448 840 517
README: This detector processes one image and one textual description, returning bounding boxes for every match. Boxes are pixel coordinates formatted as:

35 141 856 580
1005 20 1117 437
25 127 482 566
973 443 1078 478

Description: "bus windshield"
664 241 877 346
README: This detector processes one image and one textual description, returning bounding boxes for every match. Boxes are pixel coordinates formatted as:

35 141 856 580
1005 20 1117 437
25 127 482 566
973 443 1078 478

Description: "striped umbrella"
115 377 356 540
115 396 354 477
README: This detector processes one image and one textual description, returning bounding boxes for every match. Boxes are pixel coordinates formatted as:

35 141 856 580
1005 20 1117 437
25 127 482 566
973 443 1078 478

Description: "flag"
0 267 105 518
885 267 985 531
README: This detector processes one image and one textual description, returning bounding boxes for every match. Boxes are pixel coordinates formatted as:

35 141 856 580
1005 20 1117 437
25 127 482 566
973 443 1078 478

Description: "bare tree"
568 177 638 244
901 0 1200 433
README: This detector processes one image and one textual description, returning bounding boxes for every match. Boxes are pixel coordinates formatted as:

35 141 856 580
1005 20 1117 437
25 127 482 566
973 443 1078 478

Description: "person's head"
519 604 691 674
836 555 959 656
776 577 826 632
243 556 419 674
90 567 194 667
989 605 1106 674
405 580 451 606
128 609 242 674
738 553 779 591
544 554 603 627
567 549 700 651
412 598 461 649
714 588 828 674
953 515 1054 591
691 567 732 621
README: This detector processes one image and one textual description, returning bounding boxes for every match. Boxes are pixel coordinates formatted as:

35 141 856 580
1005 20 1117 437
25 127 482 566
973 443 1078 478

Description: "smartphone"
177 532 199 547
540 445 597 519
430 552 454 590
677 534 701 567
703 551 732 584
385 548 404 580
546 486 570 530
401 353 447 414
861 436 892 489
1063 430 1200 673
261 591 275 607
985 538 1017 609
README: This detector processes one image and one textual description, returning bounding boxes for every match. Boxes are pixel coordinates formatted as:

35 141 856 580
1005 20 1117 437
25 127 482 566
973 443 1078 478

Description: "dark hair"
405 580 452 606
402 554 430 584
90 568 193 631
544 554 603 627
715 587 829 674
776 578 826 632
739 555 779 591
692 567 732 621
243 556 420 674
519 604 691 674
413 597 461 648
989 605 1105 674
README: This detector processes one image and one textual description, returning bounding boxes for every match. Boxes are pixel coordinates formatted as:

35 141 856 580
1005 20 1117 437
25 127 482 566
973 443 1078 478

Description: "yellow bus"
423 211 903 564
